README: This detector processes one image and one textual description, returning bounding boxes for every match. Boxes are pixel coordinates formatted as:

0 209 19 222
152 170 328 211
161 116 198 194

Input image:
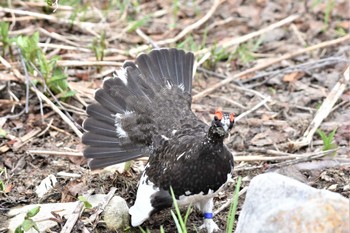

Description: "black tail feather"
84 146 143 159
86 103 115 125
83 118 116 137
82 48 195 169
82 132 122 147
88 153 144 169
94 89 124 113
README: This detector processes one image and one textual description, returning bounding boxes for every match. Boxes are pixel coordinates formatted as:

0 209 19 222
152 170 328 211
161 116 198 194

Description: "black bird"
82 48 234 232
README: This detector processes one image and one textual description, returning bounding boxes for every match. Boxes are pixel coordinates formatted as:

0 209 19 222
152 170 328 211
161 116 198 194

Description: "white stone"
104 196 130 231
235 173 350 233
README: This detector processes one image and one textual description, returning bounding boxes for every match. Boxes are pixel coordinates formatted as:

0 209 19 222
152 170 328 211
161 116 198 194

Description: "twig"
0 6 99 36
18 48 30 113
60 190 93 233
129 0 224 55
37 118 54 137
196 14 300 56
37 43 91 52
38 28 82 47
289 66 350 150
235 96 271 122
214 186 248 216
242 57 350 86
56 60 123 67
266 151 336 169
135 28 159 49
31 88 83 138
13 128 42 151
234 148 338 162
290 23 307 46
27 149 83 157
193 34 350 102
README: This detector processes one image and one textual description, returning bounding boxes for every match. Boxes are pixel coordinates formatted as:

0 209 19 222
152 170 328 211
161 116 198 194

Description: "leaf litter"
0 0 349 232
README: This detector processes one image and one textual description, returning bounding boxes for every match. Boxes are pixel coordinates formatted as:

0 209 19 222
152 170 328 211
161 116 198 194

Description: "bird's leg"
197 198 219 233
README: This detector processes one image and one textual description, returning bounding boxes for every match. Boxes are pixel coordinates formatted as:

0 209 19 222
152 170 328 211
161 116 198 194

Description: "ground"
0 0 349 232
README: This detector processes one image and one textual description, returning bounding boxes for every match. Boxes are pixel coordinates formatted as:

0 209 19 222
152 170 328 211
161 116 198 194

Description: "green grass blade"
171 210 183 233
226 176 242 233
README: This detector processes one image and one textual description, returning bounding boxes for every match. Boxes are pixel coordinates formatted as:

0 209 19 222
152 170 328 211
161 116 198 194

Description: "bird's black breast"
145 136 233 199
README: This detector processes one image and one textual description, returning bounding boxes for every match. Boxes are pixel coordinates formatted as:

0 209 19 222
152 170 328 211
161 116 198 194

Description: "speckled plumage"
82 48 234 232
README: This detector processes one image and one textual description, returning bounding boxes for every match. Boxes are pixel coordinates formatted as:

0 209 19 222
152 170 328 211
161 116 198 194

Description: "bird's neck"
206 126 225 145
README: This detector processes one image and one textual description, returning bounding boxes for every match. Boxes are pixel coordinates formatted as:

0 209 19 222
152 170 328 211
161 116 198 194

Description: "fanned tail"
82 48 195 169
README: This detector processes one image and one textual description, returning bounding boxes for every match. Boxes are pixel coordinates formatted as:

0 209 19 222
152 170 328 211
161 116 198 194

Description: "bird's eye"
214 111 222 121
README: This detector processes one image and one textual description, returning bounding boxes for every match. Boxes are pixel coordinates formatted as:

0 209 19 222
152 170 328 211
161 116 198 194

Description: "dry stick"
0 7 99 36
2 59 122 69
38 28 82 47
60 190 93 233
214 186 248 216
193 34 350 102
234 148 338 162
129 0 224 55
27 149 83 157
12 128 42 151
37 43 91 52
290 66 350 150
31 88 83 138
56 60 123 67
235 96 271 123
197 14 300 56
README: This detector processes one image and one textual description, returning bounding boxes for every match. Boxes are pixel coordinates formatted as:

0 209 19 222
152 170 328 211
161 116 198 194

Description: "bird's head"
208 110 235 142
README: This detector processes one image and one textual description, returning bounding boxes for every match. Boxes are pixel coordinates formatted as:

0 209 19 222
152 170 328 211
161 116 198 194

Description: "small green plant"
0 22 13 58
177 36 200 52
0 168 6 192
317 128 338 153
335 26 347 37
126 15 151 33
15 206 41 233
170 186 192 233
78 196 92 209
0 179 5 192
202 44 234 70
92 32 106 62
312 0 336 31
226 176 242 233
233 37 263 65
170 0 180 29
16 32 75 100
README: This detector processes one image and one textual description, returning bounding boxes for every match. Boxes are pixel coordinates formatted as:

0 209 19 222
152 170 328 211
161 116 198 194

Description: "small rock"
235 173 349 233
104 196 130 231
327 184 338 191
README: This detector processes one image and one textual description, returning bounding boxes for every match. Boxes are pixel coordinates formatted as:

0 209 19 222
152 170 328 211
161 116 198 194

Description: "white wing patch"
114 111 134 138
115 68 128 85
129 170 159 226
114 113 128 137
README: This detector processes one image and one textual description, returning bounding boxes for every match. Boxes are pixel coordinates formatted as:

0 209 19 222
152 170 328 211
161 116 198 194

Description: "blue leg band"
204 212 213 219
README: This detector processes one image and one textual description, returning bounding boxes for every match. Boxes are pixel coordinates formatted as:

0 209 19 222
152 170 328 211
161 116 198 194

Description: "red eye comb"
215 110 223 120
230 113 235 122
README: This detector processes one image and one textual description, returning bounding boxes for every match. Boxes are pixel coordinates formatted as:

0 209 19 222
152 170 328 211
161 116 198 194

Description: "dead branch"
289 65 350 150
193 34 350 102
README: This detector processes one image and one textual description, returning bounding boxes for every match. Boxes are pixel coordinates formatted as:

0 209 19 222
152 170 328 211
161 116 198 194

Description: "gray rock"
235 173 349 233
103 196 130 231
